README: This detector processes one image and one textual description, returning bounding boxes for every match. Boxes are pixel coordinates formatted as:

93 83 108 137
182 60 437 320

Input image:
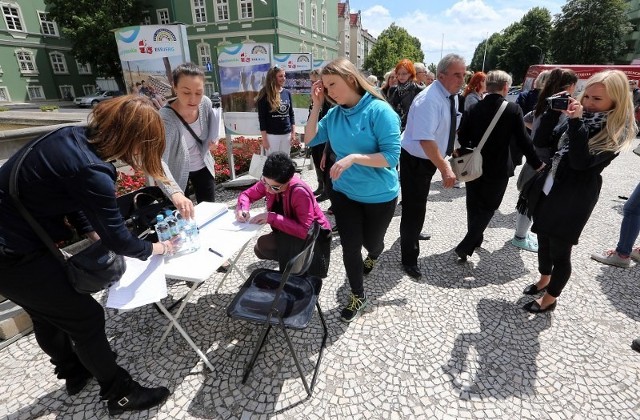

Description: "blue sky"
346 0 566 68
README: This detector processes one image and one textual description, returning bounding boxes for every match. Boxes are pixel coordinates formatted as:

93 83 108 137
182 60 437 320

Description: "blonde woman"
522 70 637 313
305 58 401 322
256 66 296 155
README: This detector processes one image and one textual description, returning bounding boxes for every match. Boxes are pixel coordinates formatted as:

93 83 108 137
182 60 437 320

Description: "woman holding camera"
512 68 578 252
522 70 637 313
0 96 172 414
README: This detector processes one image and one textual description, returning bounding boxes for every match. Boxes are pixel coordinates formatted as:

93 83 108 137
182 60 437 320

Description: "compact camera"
547 92 571 110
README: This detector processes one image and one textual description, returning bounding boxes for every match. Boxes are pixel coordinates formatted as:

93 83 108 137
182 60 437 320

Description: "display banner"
114 25 190 96
273 53 313 126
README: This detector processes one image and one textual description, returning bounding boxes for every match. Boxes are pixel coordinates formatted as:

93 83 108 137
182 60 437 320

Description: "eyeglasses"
261 176 284 192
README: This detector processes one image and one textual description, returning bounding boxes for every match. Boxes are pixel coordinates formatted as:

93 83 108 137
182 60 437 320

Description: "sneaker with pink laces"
590 249 631 268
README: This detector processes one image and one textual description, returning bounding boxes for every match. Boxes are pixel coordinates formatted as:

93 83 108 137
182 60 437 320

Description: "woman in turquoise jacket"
305 57 401 323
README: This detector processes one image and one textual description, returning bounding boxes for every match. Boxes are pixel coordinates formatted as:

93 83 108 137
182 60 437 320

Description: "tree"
363 23 424 77
469 8 551 84
550 0 631 64
44 0 146 90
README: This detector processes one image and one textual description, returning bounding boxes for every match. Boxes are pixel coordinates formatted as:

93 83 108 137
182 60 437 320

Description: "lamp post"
530 44 544 64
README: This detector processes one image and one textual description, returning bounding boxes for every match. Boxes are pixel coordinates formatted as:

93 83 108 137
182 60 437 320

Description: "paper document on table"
194 202 228 228
214 220 257 231
106 255 167 310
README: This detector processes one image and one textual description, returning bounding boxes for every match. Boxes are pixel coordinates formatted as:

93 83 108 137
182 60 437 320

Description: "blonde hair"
88 95 166 180
578 70 638 154
321 57 385 104
255 66 285 112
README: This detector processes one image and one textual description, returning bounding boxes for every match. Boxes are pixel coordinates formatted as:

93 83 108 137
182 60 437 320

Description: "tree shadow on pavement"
442 297 551 400
594 264 640 322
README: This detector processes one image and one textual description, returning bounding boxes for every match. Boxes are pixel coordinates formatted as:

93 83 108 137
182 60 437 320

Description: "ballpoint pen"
208 248 223 257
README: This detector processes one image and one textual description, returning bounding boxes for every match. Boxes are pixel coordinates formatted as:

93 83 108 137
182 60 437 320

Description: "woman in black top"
387 59 424 131
256 66 296 156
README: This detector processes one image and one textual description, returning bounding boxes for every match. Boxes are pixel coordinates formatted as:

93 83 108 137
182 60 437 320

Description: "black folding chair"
226 222 327 397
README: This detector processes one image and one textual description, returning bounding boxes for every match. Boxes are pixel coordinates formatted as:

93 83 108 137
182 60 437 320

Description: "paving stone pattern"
1 147 640 419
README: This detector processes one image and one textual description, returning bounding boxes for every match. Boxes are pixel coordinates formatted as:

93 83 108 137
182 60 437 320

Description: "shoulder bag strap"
476 100 508 152
164 104 204 145
8 129 68 264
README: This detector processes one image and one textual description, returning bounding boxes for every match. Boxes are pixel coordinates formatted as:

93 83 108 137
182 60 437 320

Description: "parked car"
74 90 121 108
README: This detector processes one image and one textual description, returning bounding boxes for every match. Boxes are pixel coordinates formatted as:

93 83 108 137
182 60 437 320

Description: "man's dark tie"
446 94 457 156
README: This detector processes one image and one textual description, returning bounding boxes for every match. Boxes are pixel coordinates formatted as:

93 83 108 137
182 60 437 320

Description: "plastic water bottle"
155 215 171 242
184 219 200 252
163 210 183 251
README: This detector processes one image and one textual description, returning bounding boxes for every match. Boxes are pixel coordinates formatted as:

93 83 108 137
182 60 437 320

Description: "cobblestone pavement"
2 146 640 420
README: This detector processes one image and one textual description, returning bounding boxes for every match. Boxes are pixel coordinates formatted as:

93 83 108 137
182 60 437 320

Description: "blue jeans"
616 181 640 256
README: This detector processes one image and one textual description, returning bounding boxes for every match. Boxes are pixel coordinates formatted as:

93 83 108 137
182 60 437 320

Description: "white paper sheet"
194 202 228 228
106 255 167 310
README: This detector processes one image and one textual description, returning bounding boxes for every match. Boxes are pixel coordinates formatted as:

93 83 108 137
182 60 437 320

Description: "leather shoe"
418 232 431 241
316 193 329 202
454 248 467 263
107 380 170 415
523 300 557 313
522 284 547 295
631 337 640 353
402 264 422 278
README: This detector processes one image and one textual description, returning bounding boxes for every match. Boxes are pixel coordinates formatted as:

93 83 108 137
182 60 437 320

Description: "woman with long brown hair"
0 95 172 415
256 65 296 156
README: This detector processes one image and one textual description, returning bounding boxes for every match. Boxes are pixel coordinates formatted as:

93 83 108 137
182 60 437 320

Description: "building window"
38 11 58 36
82 85 95 96
16 49 37 74
2 3 23 31
239 0 253 19
76 61 92 75
197 43 212 71
311 5 317 31
193 0 207 24
205 82 215 98
142 11 151 25
27 86 45 100
157 8 170 24
0 87 10 102
321 10 327 34
215 0 229 21
298 0 305 26
49 52 68 74
60 85 75 100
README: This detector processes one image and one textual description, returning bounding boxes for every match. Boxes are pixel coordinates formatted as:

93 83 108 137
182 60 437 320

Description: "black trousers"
399 149 437 266
0 250 121 392
456 176 509 256
188 166 216 203
330 190 396 296
537 234 573 298
311 144 325 191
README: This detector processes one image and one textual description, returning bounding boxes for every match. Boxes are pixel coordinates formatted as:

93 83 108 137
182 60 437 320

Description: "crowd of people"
1 55 639 415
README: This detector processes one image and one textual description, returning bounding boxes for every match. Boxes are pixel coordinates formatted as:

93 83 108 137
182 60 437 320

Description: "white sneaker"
631 247 640 262
590 249 631 268
512 234 538 252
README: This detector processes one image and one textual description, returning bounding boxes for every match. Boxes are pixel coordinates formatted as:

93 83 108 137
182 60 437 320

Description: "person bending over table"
0 95 172 415
235 152 332 277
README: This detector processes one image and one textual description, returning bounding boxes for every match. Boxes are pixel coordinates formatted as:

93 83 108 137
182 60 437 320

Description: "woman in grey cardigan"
158 63 222 219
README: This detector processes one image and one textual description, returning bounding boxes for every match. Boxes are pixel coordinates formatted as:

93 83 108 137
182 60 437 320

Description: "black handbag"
9 130 126 294
117 186 174 239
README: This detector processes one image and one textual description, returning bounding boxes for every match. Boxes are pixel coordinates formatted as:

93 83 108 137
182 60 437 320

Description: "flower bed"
114 136 303 195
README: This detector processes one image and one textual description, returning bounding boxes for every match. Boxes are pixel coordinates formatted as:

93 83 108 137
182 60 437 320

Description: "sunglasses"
261 176 284 192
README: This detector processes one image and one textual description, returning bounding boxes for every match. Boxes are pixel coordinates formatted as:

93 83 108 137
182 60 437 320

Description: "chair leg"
242 324 272 384
308 302 328 394
279 318 312 397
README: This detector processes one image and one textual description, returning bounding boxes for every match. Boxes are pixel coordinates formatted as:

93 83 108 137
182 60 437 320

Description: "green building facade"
0 0 98 102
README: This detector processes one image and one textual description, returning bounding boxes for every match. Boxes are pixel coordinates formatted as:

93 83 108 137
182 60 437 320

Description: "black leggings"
537 234 573 298
188 167 216 203
330 190 397 296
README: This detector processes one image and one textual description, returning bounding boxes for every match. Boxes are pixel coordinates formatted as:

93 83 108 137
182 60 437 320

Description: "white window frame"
142 10 151 25
0 86 11 102
239 0 253 20
321 9 327 34
157 8 170 25
192 0 207 24
59 85 75 100
37 11 58 36
49 51 68 74
197 42 212 71
204 82 215 98
311 4 317 31
82 84 95 96
76 60 92 75
2 3 24 32
215 0 229 22
298 0 305 26
16 49 37 74
27 86 45 100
